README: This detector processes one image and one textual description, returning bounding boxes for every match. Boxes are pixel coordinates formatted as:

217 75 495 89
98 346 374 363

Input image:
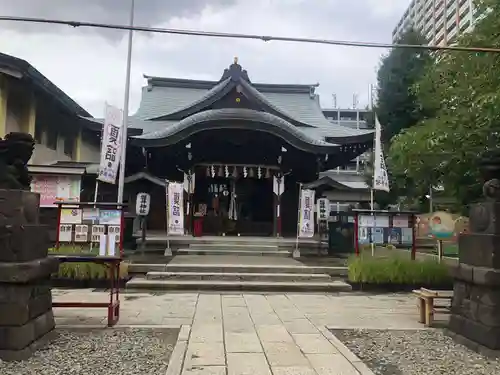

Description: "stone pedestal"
0 190 58 361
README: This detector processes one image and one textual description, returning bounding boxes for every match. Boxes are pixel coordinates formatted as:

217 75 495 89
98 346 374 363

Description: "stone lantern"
449 149 500 353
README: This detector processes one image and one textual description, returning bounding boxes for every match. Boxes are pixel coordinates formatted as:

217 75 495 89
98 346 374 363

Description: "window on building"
63 135 75 157
46 128 58 150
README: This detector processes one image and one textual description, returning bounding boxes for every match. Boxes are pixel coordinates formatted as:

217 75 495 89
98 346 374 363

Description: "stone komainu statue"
0 132 35 190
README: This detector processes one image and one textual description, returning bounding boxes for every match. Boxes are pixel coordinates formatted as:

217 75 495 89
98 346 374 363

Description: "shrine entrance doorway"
193 173 274 236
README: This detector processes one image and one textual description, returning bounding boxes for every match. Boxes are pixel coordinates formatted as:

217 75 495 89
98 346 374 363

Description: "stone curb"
165 324 191 375
321 326 376 375
56 324 183 329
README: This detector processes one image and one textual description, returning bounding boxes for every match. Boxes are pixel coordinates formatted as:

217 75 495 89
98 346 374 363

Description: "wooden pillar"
0 76 8 138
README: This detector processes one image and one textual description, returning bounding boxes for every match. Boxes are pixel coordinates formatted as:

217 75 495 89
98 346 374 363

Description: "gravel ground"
333 329 500 375
0 328 178 375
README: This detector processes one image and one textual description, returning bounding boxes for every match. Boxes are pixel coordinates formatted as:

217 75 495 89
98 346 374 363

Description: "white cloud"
0 0 409 117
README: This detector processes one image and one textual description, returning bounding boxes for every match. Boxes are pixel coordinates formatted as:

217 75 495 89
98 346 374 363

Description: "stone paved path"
53 291 433 374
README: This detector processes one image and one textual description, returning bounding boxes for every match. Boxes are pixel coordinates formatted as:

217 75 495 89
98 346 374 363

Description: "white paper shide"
298 189 315 238
372 115 390 192
98 104 124 184
167 182 185 235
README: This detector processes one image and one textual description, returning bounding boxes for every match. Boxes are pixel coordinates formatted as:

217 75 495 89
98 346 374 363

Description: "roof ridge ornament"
220 56 251 83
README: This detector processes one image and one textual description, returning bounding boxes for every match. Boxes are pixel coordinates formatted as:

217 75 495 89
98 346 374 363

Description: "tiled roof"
100 62 374 148
131 108 343 154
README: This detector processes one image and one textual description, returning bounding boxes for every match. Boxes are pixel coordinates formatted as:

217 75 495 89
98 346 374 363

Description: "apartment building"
392 0 476 46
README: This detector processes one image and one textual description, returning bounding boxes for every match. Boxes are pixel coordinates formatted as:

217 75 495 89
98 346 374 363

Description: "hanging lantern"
249 167 255 178
257 166 262 179
210 165 215 178
243 167 248 178
218 166 224 177
232 166 238 178
225 165 229 178
265 168 271 179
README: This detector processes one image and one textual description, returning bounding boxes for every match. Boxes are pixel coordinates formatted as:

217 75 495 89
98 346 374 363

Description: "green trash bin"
328 220 354 255
123 213 137 251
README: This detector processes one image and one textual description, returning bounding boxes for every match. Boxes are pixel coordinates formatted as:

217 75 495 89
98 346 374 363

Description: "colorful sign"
82 208 100 222
372 228 385 244
60 208 82 224
298 189 315 238
99 210 121 225
97 103 123 184
30 175 81 207
167 182 185 235
358 227 371 245
429 211 455 239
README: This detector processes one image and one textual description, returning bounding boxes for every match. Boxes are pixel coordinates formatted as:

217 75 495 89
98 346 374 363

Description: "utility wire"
1 15 500 54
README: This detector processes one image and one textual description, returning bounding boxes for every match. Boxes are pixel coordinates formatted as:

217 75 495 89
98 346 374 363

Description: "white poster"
167 182 185 235
359 215 375 227
372 115 390 192
74 225 89 242
97 103 123 184
298 189 315 238
58 224 73 242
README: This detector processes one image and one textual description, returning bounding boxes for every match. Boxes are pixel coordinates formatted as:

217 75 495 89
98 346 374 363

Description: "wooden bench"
412 287 453 327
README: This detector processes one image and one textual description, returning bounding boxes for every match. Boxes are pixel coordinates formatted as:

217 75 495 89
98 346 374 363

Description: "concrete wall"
79 129 100 163
31 139 72 165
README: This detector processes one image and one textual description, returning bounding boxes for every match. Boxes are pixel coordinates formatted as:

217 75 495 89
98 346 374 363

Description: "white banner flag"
167 182 185 235
97 103 123 184
372 115 390 192
298 189 315 238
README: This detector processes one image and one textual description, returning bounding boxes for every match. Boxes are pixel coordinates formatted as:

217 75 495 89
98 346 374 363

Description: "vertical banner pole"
117 0 135 204
370 188 375 257
89 181 99 252
354 211 359 256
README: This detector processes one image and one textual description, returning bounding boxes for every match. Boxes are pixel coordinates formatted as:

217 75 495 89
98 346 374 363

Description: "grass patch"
347 255 452 285
49 246 129 280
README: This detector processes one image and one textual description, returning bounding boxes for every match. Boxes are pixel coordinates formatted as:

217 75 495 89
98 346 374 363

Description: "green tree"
388 0 500 211
376 28 432 142
365 28 431 208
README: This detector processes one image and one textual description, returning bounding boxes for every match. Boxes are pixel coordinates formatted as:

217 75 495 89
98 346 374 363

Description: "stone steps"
176 248 291 257
128 263 347 276
145 271 332 282
125 277 352 292
189 242 280 249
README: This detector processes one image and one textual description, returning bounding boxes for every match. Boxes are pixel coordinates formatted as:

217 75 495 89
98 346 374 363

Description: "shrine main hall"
86 58 373 237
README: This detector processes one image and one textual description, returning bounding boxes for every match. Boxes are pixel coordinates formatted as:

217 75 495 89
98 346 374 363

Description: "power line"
1 16 500 54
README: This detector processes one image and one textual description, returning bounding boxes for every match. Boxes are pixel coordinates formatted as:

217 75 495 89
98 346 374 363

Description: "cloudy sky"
0 0 409 117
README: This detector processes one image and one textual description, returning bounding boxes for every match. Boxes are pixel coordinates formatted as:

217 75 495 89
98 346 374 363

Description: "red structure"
52 202 126 327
